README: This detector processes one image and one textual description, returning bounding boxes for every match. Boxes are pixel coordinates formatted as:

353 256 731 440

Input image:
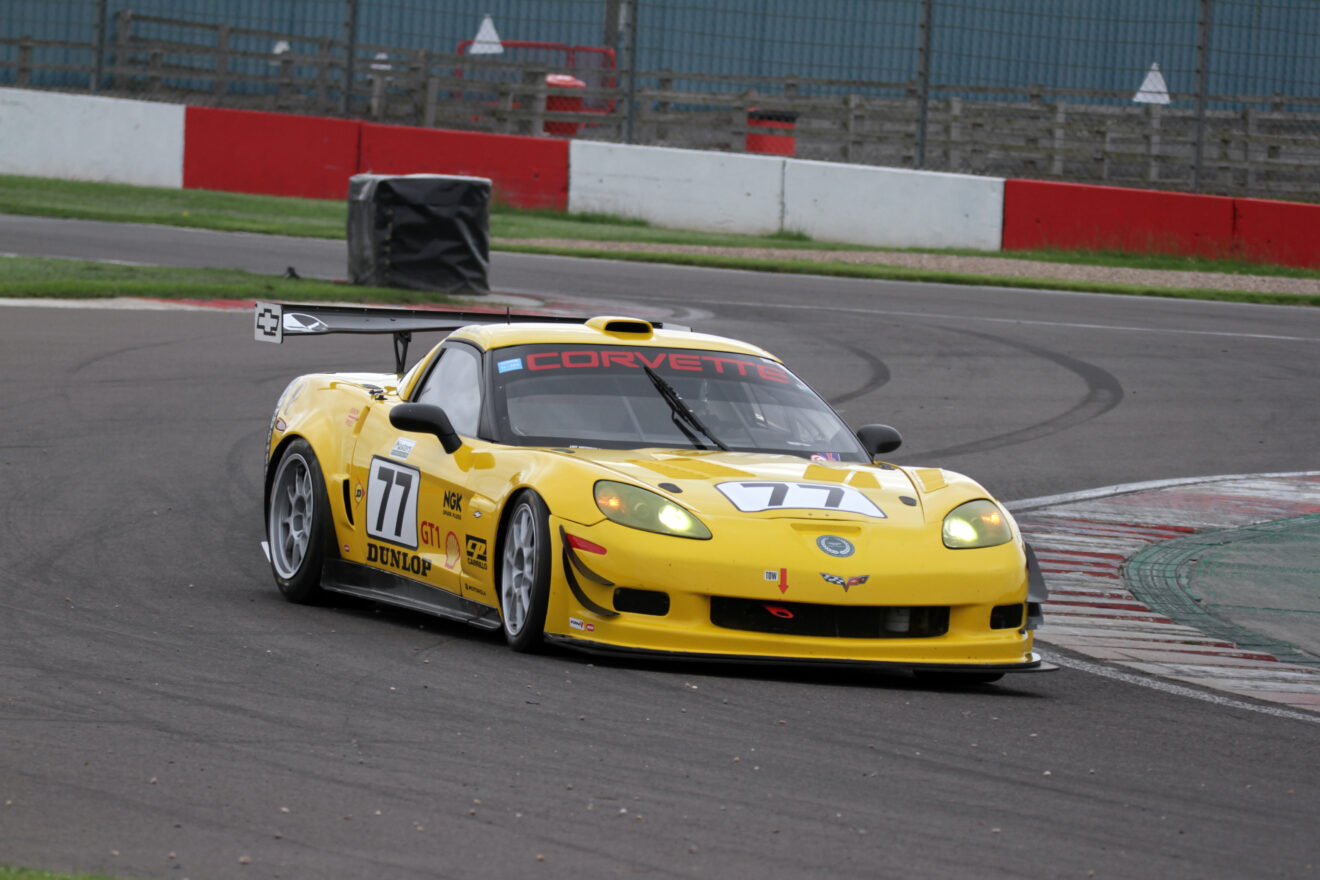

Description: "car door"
353 343 485 599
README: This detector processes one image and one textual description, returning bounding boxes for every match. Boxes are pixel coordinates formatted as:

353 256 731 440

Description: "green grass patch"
0 174 346 238
0 867 129 880
987 246 1320 279
3 249 1315 310
494 206 651 227
490 206 867 249
0 256 459 304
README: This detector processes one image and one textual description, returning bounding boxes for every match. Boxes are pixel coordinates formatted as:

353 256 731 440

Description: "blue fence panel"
2 0 1317 106
1 0 97 89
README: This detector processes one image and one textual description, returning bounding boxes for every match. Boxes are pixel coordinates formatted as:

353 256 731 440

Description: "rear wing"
253 301 681 374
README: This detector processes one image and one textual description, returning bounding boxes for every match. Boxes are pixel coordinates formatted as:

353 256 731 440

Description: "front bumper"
544 514 1042 670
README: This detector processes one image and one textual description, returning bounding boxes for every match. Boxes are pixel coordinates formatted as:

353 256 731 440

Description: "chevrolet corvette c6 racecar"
256 302 1049 678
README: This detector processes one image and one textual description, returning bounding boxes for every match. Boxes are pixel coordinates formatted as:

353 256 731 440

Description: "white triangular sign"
469 14 504 55
1133 62 1170 104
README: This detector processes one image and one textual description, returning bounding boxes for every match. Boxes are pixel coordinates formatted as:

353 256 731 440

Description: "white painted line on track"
1042 650 1320 724
1 251 157 266
1008 470 1320 511
0 296 238 310
679 297 1320 343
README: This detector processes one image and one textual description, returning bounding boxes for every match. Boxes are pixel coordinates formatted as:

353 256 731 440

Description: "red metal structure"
455 39 616 123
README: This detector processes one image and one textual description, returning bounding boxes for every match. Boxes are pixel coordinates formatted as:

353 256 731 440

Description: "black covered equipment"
348 173 491 295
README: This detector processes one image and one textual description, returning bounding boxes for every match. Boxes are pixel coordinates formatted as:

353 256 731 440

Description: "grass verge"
5 173 1319 276
4 251 1314 309
0 868 127 880
2 174 1318 306
495 244 1320 307
0 175 345 238
0 257 459 305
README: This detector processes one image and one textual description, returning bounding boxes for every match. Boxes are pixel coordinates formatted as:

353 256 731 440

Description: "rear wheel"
267 439 331 604
499 491 552 652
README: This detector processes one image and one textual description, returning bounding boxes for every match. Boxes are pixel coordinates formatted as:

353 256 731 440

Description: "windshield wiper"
642 364 729 451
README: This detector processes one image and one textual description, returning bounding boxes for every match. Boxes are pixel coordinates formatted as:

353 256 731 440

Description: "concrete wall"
783 161 1005 251
0 87 184 188
569 141 787 235
569 142 1007 250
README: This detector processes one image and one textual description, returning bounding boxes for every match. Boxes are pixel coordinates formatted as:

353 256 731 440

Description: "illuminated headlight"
594 481 712 539
942 499 1013 549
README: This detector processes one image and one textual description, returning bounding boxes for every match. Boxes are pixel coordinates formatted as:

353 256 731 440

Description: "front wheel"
267 439 332 604
499 491 552 652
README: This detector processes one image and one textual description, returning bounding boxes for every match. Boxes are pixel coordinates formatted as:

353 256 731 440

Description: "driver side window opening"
413 344 483 437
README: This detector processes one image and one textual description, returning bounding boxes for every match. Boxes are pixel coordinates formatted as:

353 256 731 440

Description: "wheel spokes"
270 456 315 578
502 504 538 636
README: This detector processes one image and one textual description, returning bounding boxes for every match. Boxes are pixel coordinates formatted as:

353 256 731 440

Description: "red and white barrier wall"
2 87 1316 268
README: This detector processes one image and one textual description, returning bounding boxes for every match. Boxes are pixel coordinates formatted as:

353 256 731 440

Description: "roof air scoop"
587 316 655 338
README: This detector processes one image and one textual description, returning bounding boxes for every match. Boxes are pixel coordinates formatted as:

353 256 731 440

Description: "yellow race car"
256 302 1049 680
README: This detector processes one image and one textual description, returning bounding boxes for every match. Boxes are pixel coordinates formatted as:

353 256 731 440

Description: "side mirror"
856 424 902 456
390 403 462 454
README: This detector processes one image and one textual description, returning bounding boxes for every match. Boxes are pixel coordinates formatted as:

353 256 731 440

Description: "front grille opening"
614 588 670 616
990 603 1025 630
710 597 949 638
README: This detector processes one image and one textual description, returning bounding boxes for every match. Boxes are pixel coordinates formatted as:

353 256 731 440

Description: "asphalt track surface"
2 216 1319 879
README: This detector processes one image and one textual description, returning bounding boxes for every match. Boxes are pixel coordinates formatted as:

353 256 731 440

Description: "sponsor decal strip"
367 542 433 577
521 349 791 384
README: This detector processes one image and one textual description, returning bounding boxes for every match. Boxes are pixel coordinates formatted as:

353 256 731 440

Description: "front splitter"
542 635 1057 674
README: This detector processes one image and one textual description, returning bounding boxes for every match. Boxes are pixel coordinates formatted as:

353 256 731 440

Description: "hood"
562 448 931 527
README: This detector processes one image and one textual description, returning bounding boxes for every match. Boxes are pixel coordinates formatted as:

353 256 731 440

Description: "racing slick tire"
267 438 332 605
499 490 552 653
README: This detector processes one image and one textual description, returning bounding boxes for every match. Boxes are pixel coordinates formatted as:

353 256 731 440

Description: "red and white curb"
1011 472 1320 715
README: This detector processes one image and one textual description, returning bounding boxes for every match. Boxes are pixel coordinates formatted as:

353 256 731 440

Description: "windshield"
488 344 869 462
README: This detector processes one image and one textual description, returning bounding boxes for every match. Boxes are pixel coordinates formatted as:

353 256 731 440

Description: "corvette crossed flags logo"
820 573 869 591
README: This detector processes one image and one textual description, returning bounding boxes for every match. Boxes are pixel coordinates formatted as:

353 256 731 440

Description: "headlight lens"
594 481 712 539
942 499 1013 549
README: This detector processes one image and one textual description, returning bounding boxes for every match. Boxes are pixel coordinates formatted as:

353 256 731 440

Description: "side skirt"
321 559 502 631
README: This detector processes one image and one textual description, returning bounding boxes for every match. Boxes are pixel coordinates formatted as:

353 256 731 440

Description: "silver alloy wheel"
269 452 314 579
501 500 538 636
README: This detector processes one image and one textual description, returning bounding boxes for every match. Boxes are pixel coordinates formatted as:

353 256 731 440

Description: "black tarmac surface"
1 216 1318 879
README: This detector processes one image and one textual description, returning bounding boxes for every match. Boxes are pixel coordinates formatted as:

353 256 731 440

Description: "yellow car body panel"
263 311 1043 672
